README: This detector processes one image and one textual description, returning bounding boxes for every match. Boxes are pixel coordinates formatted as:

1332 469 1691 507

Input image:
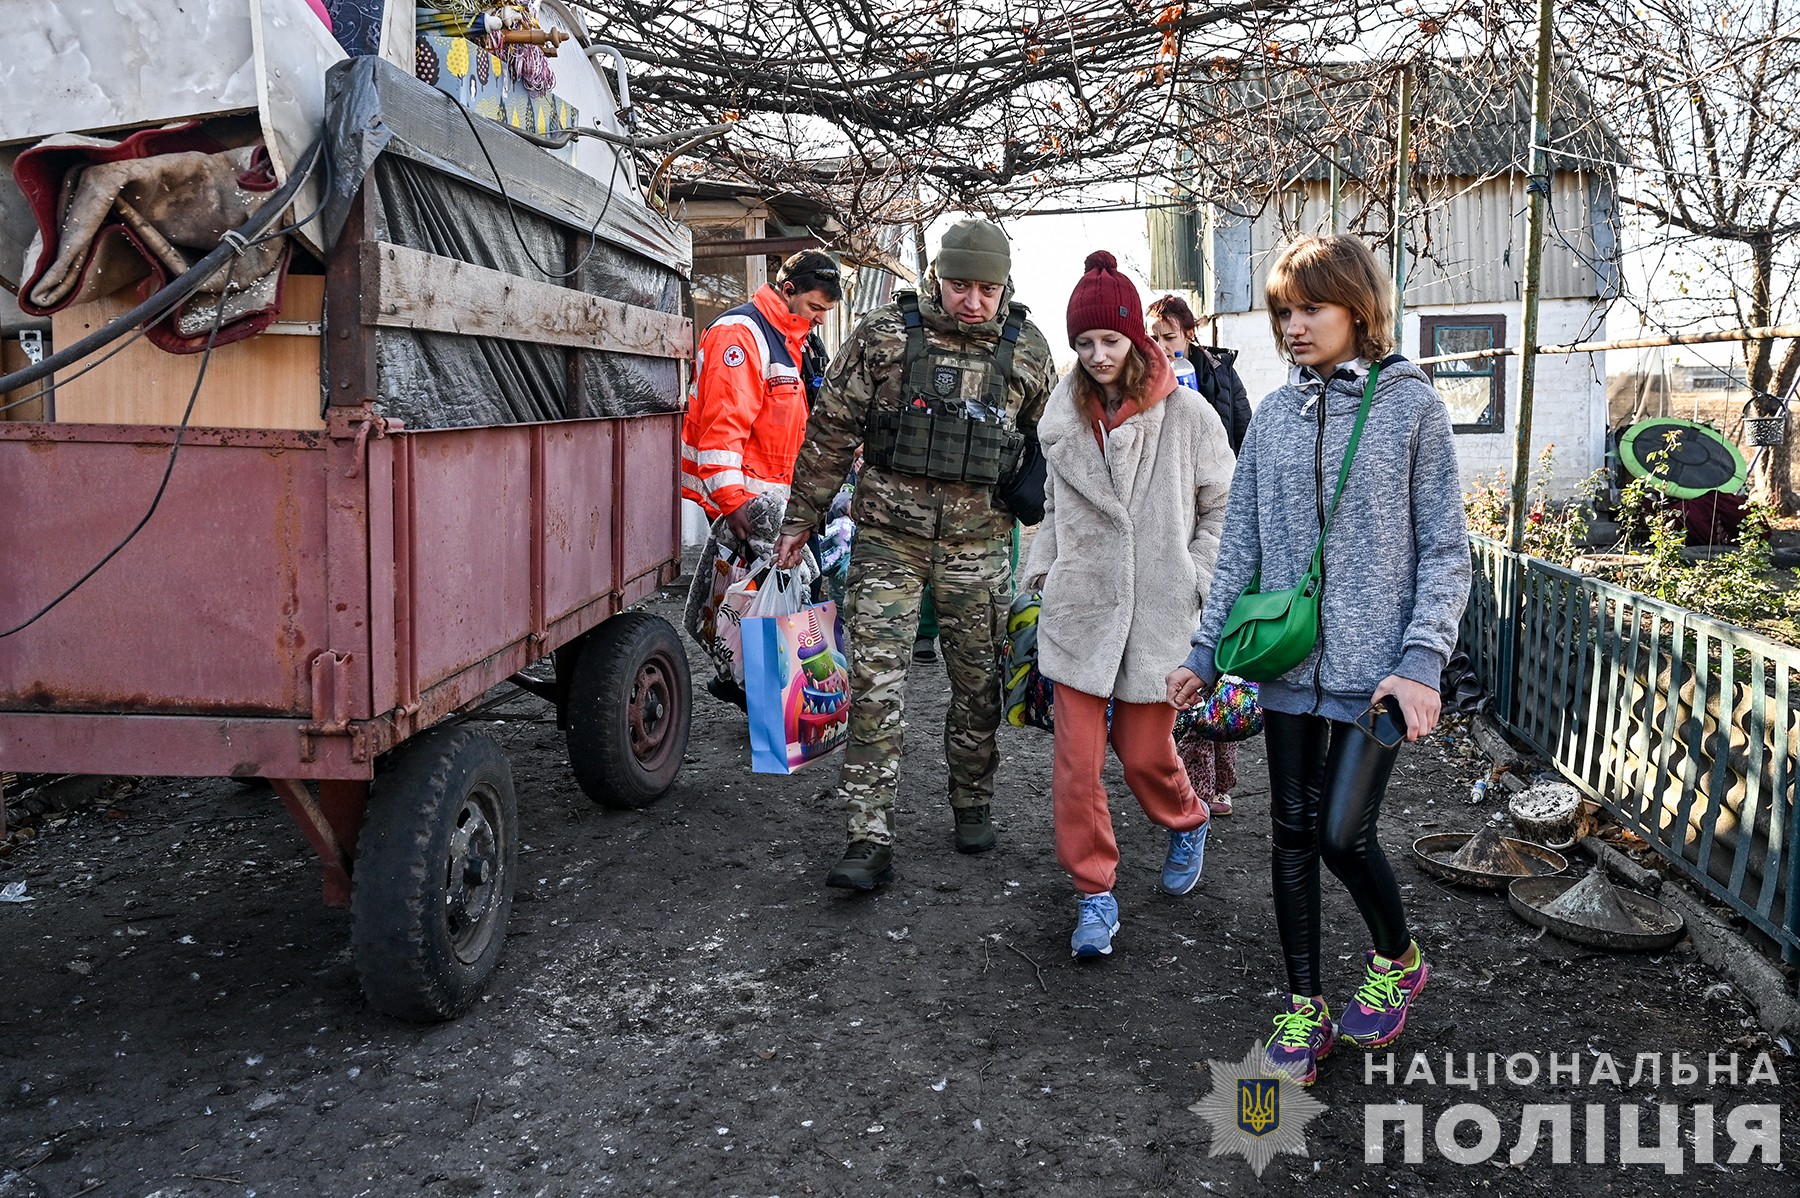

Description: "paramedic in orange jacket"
682 250 842 706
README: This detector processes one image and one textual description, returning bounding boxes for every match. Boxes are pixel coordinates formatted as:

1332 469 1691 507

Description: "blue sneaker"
1071 892 1120 958
1161 821 1210 895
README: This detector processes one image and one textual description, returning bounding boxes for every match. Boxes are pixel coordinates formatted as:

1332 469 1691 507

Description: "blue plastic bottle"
1171 350 1198 390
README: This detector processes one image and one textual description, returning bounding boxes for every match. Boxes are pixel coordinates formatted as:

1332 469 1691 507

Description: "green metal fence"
1462 535 1800 977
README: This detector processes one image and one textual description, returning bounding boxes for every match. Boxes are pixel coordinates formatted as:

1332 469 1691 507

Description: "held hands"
1165 666 1208 710
772 529 810 569
1372 674 1441 743
724 504 756 544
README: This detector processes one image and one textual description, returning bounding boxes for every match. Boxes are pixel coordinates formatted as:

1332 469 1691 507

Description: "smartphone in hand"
1355 696 1408 749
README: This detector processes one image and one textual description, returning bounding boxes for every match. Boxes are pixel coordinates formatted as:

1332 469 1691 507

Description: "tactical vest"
863 292 1028 486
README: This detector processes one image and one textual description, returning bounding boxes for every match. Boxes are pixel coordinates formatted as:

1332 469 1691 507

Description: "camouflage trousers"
839 527 1012 845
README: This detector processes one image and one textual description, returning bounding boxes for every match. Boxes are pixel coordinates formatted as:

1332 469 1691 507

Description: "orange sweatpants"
1052 683 1208 896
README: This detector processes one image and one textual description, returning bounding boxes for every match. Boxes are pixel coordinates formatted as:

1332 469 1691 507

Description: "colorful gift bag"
1002 590 1055 732
742 571 852 774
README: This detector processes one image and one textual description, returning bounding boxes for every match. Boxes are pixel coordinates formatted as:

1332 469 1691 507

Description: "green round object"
1618 417 1748 499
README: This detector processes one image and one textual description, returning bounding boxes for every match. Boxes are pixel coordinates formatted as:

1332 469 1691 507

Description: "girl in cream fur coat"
1022 251 1236 959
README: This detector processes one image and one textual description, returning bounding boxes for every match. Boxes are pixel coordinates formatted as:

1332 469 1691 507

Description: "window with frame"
1421 316 1506 433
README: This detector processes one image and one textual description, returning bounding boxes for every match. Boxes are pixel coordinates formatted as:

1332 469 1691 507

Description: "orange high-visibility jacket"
681 284 815 519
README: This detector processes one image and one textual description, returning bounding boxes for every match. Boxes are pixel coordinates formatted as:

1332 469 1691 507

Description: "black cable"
451 99 622 281
0 317 161 415
0 258 239 639
242 137 333 247
0 140 326 414
0 138 322 399
0 390 39 417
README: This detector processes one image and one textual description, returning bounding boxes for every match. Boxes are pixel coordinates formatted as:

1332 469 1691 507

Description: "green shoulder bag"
1213 363 1380 682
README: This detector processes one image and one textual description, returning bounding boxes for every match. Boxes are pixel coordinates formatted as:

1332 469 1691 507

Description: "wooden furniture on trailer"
0 51 697 1021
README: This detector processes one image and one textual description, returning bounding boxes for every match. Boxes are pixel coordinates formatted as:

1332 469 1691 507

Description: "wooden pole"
1329 159 1342 235
1414 323 1800 367
1391 67 1412 348
1507 0 1557 553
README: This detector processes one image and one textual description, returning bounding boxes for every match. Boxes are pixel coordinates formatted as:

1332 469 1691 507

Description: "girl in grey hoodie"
1167 235 1471 1086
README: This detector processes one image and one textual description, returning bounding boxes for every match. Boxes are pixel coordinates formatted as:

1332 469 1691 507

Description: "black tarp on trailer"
320 57 690 427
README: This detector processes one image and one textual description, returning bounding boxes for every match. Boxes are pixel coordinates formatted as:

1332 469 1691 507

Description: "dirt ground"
1 578 1796 1197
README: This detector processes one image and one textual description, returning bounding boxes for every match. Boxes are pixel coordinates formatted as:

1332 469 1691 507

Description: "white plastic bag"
745 566 806 619
715 558 769 685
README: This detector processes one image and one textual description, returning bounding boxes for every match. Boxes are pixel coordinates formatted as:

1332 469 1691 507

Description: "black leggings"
1264 710 1409 997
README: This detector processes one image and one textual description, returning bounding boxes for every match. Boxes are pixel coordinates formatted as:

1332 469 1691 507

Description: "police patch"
722 345 747 368
933 364 959 396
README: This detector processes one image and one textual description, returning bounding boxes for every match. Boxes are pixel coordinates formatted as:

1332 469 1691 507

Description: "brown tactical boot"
826 840 895 890
953 804 996 854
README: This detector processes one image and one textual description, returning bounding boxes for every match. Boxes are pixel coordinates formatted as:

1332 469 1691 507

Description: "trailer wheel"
351 726 517 1022
566 611 690 809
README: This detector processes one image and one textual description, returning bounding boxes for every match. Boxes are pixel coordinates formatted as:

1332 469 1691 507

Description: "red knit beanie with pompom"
1065 250 1158 361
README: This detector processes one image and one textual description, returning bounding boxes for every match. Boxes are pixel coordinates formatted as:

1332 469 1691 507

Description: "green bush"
1463 445 1602 563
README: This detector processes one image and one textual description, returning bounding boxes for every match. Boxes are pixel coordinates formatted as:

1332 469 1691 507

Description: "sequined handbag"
1174 675 1263 743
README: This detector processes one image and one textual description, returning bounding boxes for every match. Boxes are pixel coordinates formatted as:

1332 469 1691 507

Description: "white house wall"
1203 167 1617 501
1210 297 1609 499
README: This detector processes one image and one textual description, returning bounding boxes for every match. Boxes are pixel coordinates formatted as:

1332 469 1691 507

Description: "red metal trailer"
0 59 696 1021
0 403 692 1014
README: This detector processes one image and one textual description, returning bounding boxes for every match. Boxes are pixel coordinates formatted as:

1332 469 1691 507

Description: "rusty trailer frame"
0 181 694 1019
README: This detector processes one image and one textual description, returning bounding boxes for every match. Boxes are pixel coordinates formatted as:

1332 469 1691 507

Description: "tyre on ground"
565 611 690 809
350 725 517 1022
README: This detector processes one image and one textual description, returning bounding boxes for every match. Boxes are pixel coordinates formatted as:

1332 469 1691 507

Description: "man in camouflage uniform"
774 219 1056 890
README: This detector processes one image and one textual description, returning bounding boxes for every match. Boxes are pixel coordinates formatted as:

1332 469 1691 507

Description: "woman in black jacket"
1148 296 1251 822
1149 294 1252 454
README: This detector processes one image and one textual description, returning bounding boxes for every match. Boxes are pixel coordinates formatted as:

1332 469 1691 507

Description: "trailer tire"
351 726 517 1022
566 611 690 809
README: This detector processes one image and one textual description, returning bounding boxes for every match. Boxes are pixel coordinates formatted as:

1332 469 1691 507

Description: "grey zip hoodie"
1182 356 1471 722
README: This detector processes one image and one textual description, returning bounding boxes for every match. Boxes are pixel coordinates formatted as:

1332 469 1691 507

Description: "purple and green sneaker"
1338 943 1429 1048
1263 996 1336 1086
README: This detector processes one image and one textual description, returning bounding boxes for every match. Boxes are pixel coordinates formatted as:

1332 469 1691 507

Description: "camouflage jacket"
785 275 1057 544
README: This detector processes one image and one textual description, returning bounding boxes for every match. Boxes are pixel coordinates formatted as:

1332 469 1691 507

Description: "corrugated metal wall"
1214 170 1618 313
1148 204 1202 292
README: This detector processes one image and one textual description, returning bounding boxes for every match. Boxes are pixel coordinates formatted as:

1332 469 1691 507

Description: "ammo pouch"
867 407 1023 485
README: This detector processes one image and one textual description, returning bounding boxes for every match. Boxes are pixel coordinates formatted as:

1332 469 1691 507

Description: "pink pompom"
306 0 332 30
1083 250 1118 272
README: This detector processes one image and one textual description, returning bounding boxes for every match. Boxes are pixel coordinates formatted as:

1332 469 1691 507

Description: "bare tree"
554 0 1800 513
1572 0 1800 503
565 0 1548 236
568 0 1263 226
